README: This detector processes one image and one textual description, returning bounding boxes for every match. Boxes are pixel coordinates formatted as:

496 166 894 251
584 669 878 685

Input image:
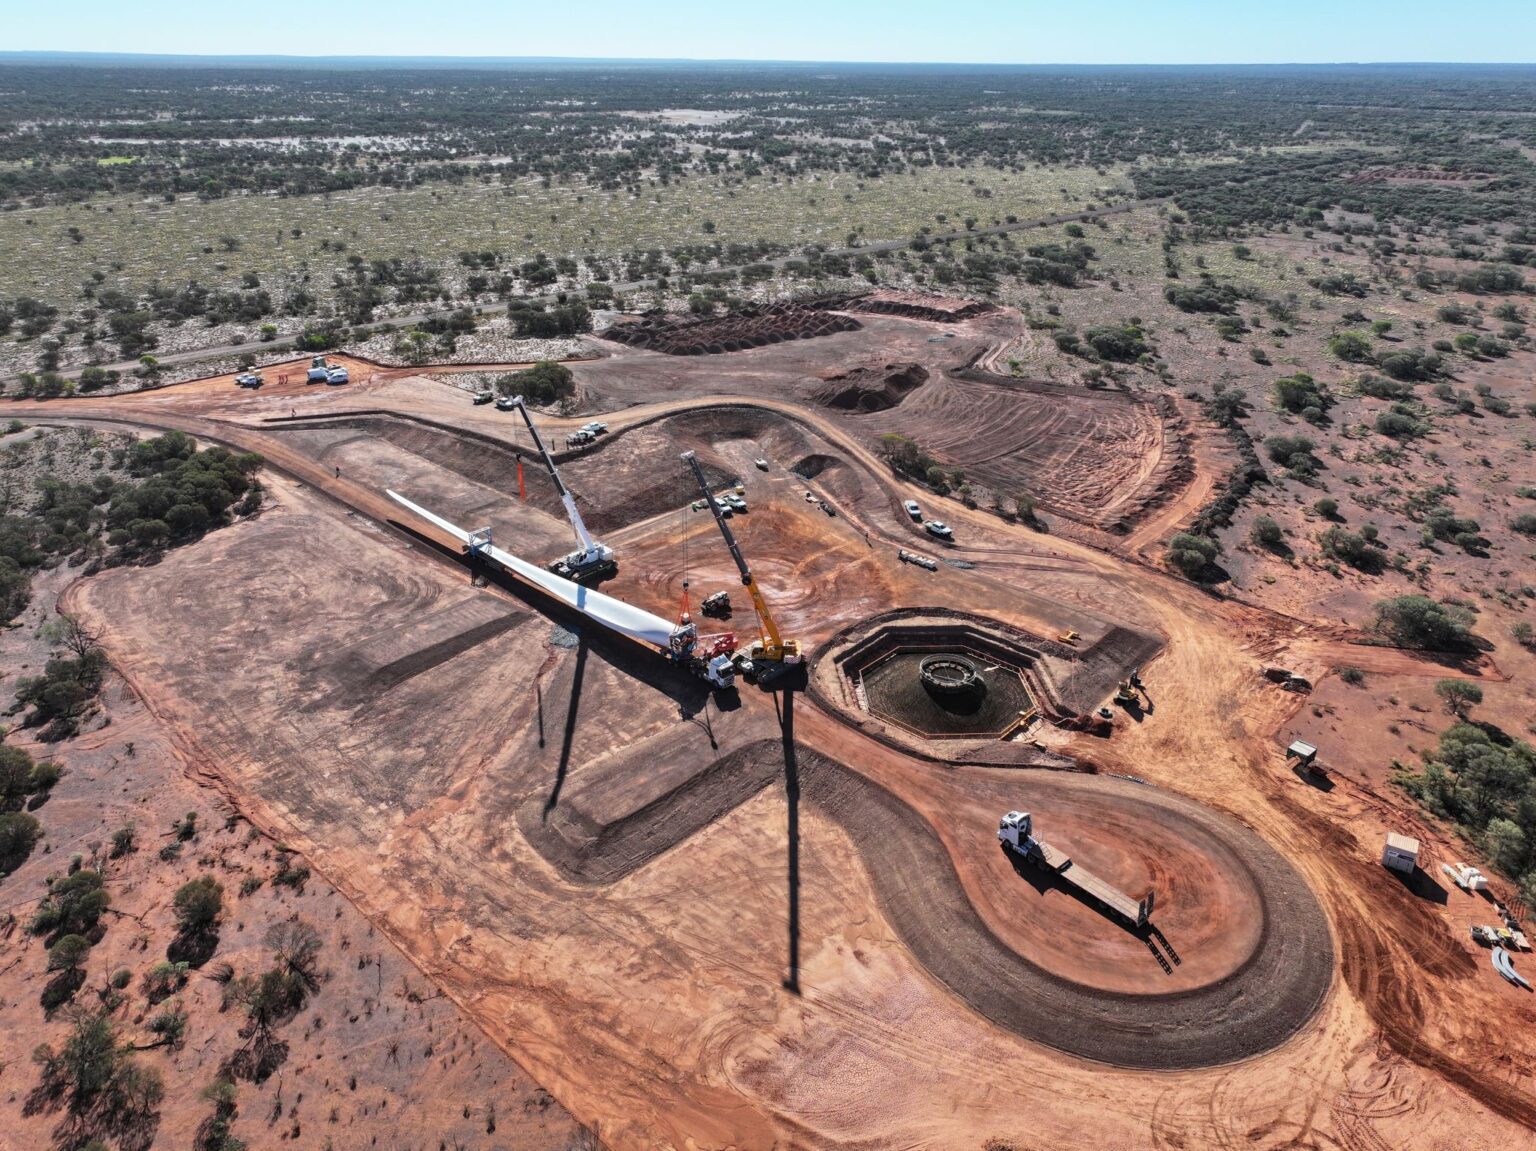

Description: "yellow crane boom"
681 450 801 664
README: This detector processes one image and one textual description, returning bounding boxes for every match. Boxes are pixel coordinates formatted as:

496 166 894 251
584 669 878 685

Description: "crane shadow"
543 637 588 820
776 686 802 996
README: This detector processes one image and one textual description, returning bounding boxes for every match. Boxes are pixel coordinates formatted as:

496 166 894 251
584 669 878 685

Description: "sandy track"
11 315 1536 1146
790 739 1333 1069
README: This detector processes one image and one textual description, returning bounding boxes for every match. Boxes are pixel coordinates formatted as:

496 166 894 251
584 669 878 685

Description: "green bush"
1166 532 1220 579
1328 331 1374 363
1250 516 1284 548
493 360 574 407
0 811 42 876
1372 595 1474 650
1271 373 1332 417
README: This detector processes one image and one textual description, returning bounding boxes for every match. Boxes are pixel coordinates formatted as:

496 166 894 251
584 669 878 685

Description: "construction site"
7 296 1534 1151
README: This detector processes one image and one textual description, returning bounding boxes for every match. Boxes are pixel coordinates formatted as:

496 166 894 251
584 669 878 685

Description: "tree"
1166 532 1219 579
44 613 101 663
173 875 224 936
1435 679 1483 718
493 360 574 406
1373 596 1474 651
0 811 42 876
47 934 93 973
1272 373 1332 417
1328 331 1374 363
1250 516 1283 548
1313 497 1339 519
1487 818 1528 876
31 869 110 941
0 743 34 810
29 1007 164 1145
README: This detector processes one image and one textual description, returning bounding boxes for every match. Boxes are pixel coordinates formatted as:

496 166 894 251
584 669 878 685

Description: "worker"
334 465 340 478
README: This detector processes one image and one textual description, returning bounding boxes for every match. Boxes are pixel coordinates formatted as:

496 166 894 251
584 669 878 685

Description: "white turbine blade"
386 490 675 649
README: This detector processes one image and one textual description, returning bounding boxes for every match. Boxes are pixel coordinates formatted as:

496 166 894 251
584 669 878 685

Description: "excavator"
681 450 802 683
508 396 616 583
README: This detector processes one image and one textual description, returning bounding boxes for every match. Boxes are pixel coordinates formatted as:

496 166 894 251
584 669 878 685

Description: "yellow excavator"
681 450 802 679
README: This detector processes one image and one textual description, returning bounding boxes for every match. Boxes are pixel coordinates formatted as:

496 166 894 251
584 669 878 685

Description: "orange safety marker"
517 457 526 501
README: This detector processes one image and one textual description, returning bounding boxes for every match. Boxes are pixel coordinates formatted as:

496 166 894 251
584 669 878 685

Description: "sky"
7 0 1536 65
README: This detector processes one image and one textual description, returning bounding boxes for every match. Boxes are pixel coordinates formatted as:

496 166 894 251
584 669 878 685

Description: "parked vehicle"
495 395 517 411
754 458 770 471
234 372 263 389
580 421 608 436
924 520 954 540
473 391 494 405
326 366 350 385
903 499 922 520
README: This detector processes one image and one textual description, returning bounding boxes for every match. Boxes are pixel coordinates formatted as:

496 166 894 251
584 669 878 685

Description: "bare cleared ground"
0 571 579 1151
4 300 1536 1148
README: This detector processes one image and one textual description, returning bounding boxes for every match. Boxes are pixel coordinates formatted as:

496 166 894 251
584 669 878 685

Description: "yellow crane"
681 450 802 669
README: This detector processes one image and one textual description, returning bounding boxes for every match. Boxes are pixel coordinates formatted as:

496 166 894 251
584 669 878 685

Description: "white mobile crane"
681 450 801 682
508 396 616 583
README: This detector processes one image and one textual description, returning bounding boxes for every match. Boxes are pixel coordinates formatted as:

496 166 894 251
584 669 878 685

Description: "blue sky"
9 0 1536 64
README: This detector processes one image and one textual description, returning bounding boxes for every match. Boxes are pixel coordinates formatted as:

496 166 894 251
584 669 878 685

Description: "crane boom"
511 396 613 576
681 450 799 663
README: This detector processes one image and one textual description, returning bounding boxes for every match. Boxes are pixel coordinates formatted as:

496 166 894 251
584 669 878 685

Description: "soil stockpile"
604 304 861 355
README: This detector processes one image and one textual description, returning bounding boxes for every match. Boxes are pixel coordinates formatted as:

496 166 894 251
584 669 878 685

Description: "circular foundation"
918 655 983 696
824 612 1054 744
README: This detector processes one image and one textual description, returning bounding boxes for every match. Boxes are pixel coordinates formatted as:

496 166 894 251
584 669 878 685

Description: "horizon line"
3 50 1534 69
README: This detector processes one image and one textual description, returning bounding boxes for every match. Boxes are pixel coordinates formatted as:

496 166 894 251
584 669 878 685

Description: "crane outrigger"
508 396 616 583
681 450 801 681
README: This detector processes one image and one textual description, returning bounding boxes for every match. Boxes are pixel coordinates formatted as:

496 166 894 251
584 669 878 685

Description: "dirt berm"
796 746 1335 1069
514 717 1333 1070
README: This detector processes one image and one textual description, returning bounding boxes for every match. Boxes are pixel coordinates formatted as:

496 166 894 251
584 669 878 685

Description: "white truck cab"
998 811 1035 852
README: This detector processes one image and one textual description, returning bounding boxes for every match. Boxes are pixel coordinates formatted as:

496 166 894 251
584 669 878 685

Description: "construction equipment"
998 812 1153 928
682 450 802 677
701 591 732 618
1494 946 1532 989
1446 861 1491 892
1058 629 1080 645
387 489 734 689
306 355 330 383
507 396 616 583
